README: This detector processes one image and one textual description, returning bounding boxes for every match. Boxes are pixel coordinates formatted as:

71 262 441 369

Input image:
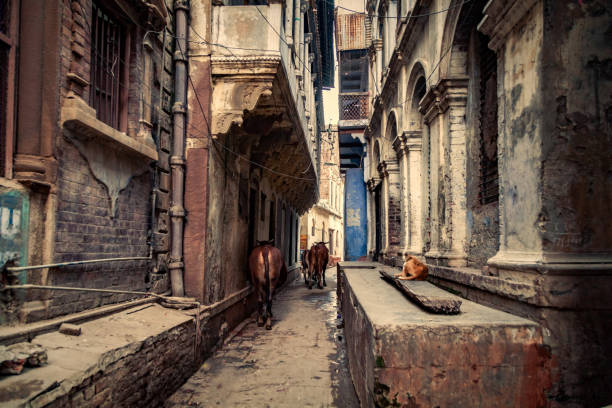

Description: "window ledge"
60 97 158 161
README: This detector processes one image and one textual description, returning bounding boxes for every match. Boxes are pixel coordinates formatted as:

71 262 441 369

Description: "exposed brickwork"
387 188 401 246
46 326 193 408
38 0 176 321
51 141 151 319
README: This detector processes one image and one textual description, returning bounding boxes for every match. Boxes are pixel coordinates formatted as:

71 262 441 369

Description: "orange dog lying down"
394 255 428 281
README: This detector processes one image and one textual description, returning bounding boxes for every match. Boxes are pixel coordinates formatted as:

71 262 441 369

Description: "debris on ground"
59 323 82 336
0 342 48 375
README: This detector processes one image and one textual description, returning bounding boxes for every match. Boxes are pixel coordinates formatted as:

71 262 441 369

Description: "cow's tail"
262 246 271 318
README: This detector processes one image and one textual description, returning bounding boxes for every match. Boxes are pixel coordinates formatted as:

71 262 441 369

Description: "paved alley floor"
165 271 359 407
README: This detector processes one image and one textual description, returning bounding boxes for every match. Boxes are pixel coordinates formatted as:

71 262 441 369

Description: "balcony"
206 4 319 210
339 92 369 127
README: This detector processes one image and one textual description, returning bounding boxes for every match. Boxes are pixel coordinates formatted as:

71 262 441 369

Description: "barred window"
479 33 499 205
90 1 128 130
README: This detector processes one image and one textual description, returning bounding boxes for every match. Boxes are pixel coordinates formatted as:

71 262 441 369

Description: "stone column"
285 0 294 46
366 177 378 257
393 135 410 254
293 0 300 55
419 79 469 266
373 39 383 92
405 132 424 254
420 88 443 262
387 0 397 58
377 163 388 256
440 79 469 265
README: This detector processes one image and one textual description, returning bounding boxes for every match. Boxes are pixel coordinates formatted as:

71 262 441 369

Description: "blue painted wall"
344 168 367 261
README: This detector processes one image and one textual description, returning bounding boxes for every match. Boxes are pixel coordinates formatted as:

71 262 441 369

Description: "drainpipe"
169 0 189 297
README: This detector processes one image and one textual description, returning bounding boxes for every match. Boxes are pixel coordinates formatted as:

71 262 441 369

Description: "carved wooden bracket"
210 57 280 136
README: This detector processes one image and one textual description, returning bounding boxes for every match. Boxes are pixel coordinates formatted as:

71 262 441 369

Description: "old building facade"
364 0 612 405
1 0 174 324
0 0 331 342
335 8 369 261
184 0 332 303
300 125 345 259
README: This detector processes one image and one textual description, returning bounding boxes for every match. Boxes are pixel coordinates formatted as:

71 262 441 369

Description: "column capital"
419 77 468 124
478 0 538 52
403 130 423 151
366 177 381 192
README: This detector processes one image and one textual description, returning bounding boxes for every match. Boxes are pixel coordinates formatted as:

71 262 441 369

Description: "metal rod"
0 284 163 297
5 256 152 272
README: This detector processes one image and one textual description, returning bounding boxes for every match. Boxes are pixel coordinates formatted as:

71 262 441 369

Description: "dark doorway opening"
374 183 382 261
269 200 276 241
248 188 257 252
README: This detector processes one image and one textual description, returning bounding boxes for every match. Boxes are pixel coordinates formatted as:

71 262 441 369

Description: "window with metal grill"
0 41 8 176
90 1 127 130
0 0 16 177
479 33 499 205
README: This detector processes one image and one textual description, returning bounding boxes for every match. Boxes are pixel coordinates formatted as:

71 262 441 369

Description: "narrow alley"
165 272 358 407
0 0 610 406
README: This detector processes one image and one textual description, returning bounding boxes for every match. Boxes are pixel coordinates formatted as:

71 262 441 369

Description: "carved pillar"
284 0 294 46
373 39 383 91
387 0 397 62
420 87 443 261
393 134 410 253
419 78 469 266
293 0 301 55
440 79 469 265
405 132 424 254
366 177 380 257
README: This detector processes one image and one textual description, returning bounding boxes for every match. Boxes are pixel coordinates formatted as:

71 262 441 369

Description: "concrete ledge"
61 97 158 161
338 262 551 407
0 304 195 407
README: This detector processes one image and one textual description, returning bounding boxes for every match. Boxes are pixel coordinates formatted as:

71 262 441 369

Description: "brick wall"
44 0 175 321
387 181 401 246
50 141 151 318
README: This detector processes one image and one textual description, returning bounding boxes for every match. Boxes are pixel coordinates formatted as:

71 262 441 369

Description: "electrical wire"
333 0 472 19
175 39 317 182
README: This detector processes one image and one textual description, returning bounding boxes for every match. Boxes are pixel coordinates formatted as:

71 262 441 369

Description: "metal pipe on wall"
169 0 189 297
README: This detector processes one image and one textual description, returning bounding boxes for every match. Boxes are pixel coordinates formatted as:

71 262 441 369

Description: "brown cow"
248 240 287 330
307 242 329 290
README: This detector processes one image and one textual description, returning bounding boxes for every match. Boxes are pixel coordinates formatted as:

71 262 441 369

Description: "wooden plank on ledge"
379 270 462 314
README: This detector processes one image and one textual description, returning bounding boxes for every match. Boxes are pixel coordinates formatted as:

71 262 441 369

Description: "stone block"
59 323 82 336
339 264 551 408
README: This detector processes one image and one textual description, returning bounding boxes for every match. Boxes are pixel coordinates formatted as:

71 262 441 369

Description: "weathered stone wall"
540 0 612 257
363 0 612 405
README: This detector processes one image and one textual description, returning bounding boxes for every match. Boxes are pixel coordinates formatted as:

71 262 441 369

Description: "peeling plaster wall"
540 0 612 257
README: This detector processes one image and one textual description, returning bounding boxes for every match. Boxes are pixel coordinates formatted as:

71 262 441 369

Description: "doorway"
248 188 257 252
374 183 382 261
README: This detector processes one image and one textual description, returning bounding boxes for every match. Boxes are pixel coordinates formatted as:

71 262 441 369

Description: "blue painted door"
344 168 367 261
